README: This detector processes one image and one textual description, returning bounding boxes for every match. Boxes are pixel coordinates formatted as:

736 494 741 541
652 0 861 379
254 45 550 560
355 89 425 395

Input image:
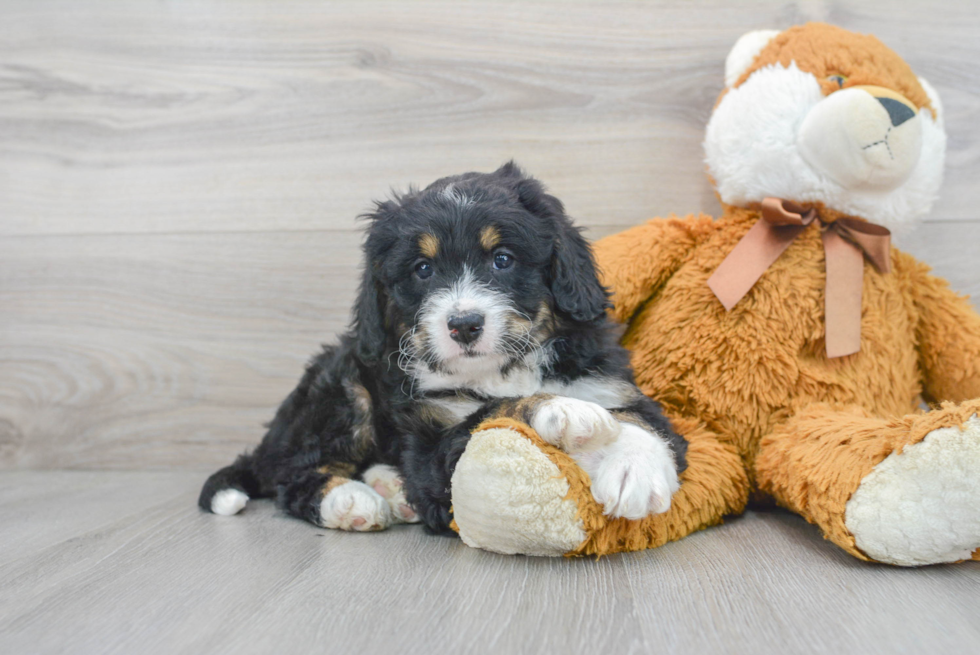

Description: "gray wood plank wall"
2 0 978 470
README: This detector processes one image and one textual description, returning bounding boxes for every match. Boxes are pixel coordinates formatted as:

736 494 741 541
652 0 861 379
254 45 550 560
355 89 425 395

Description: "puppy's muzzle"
448 312 484 346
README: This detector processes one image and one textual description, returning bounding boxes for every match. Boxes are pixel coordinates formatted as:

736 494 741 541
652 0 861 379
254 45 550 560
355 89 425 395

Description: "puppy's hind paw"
531 397 621 453
319 480 392 531
362 464 420 524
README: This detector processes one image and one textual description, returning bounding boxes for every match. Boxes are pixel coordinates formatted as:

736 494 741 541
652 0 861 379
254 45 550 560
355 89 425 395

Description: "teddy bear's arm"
592 214 713 324
902 253 980 403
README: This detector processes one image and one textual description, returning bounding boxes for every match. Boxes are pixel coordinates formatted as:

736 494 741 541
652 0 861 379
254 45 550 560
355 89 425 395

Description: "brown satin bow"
707 197 892 358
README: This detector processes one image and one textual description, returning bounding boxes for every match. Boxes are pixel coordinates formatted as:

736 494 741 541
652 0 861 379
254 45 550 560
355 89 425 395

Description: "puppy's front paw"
362 464 420 524
586 424 680 520
319 480 392 531
531 397 621 453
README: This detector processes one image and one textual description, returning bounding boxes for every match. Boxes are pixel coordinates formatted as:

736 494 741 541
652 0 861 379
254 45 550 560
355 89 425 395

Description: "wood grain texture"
0 471 977 655
0 231 360 468
0 0 978 239
2 5 978 653
0 1 978 471
0 221 980 469
2 222 977 470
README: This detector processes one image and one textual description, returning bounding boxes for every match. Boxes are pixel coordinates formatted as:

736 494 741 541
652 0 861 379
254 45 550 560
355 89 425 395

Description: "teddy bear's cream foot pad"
845 415 980 566
451 426 587 556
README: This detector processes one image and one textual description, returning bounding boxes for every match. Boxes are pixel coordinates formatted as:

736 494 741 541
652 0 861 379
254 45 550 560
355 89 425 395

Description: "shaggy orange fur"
580 206 980 559
471 415 749 557
756 400 980 559
730 23 934 115
456 22 980 562
596 205 980 471
461 203 980 559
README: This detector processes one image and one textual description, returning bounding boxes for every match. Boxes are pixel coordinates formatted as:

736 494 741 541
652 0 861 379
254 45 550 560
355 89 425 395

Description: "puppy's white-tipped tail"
210 488 249 516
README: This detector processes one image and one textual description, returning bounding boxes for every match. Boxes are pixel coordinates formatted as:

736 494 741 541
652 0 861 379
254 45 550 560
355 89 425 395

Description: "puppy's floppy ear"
496 162 610 323
549 215 610 323
352 265 387 363
352 201 396 363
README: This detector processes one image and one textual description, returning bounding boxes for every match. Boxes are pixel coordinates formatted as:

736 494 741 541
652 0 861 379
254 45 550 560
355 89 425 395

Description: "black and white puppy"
199 162 687 534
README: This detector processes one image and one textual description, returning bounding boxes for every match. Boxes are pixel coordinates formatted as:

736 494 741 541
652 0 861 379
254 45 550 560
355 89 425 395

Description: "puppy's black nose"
448 313 484 345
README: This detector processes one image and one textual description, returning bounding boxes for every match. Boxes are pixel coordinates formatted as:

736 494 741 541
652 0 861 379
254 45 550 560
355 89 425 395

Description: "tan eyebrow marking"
480 225 501 250
418 233 439 258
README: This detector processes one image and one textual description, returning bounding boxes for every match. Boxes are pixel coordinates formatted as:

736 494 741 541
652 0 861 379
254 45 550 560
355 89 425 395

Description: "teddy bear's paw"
845 415 980 566
531 396 622 453
451 425 589 555
319 480 392 531
576 423 680 520
361 464 420 524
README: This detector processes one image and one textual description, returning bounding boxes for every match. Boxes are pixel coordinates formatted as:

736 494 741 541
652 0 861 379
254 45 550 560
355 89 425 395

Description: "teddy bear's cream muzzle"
797 85 922 191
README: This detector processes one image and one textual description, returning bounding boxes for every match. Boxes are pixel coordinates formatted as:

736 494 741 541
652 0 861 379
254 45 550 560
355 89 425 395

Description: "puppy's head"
353 162 608 375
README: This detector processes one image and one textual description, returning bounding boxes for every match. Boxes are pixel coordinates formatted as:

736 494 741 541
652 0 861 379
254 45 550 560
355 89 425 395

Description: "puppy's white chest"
539 377 638 409
425 396 486 424
416 353 546 398
418 356 638 412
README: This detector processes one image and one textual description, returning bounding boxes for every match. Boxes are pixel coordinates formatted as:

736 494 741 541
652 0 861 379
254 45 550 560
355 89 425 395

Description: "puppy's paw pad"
211 489 249 516
362 464 421 524
362 464 402 498
319 481 392 531
531 397 621 452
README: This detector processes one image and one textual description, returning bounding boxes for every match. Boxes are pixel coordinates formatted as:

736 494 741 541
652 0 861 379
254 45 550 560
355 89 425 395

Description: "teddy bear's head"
704 22 945 228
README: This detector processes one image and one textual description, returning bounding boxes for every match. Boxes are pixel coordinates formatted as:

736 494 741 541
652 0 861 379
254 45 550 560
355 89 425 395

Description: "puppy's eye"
492 252 515 271
827 74 847 89
415 261 434 279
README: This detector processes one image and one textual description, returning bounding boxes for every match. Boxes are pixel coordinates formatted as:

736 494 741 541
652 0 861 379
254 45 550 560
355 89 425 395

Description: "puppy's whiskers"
397 327 428 399
497 308 537 359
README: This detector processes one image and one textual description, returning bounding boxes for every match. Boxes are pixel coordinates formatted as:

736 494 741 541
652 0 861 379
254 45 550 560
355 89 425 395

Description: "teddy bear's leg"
451 414 749 556
574 414 749 556
755 401 980 566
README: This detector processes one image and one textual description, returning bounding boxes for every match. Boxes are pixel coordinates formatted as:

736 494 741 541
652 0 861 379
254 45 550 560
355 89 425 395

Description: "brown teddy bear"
449 23 980 566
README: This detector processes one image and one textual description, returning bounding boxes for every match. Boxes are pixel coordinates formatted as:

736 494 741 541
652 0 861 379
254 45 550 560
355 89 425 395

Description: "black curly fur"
199 162 686 534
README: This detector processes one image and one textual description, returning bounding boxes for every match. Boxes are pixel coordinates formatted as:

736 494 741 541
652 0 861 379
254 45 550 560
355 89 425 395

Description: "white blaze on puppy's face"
416 266 525 367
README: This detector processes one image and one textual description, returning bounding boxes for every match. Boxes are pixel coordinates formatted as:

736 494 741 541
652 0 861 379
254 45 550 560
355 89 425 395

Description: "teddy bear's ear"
724 29 781 87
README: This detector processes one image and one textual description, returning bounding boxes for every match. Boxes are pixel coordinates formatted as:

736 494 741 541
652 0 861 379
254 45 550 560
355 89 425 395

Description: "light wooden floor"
1 1 979 653
2 471 979 655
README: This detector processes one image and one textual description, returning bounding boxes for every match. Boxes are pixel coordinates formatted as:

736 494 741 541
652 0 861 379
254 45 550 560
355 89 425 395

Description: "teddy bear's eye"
827 74 848 89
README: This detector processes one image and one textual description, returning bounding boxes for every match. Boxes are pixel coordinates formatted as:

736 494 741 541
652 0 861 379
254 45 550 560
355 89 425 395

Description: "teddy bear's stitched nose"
877 97 916 127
